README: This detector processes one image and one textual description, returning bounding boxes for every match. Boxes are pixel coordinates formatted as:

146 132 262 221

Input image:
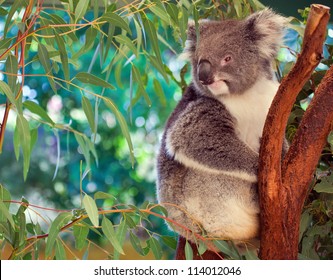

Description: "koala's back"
156 85 260 241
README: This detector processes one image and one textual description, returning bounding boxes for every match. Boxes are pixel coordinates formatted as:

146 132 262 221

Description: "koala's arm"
165 98 259 182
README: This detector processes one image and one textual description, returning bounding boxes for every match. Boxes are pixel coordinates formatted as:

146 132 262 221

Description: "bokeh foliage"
0 0 332 259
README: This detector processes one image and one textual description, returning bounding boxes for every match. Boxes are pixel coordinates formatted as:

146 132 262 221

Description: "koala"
156 9 286 245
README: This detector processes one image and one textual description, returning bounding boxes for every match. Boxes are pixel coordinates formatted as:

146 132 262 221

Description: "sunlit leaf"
153 79 167 107
103 98 134 166
75 72 115 89
75 0 89 22
102 216 124 255
94 191 115 202
83 194 99 227
23 101 55 126
149 3 170 24
0 80 17 106
45 212 72 258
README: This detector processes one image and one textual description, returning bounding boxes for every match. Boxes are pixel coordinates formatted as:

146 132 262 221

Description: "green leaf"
47 14 78 43
102 216 124 255
148 55 168 83
185 240 193 260
5 54 18 93
153 79 167 107
94 191 115 202
4 0 27 37
113 219 128 260
82 194 99 227
161 236 177 250
314 174 333 193
45 212 72 257
148 237 163 260
99 12 132 35
198 240 207 255
115 35 138 57
150 3 170 24
166 3 179 25
243 249 259 260
73 224 89 250
132 65 151 106
103 98 135 166
13 124 20 160
55 34 70 83
75 72 115 89
129 231 144 255
0 201 14 229
38 44 57 93
142 17 162 65
82 96 95 133
179 7 189 46
23 101 55 126
55 239 66 260
0 80 17 106
16 115 31 180
75 0 89 22
213 240 240 259
30 128 38 151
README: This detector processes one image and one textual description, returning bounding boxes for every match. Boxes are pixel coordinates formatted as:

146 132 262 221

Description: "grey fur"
156 9 287 244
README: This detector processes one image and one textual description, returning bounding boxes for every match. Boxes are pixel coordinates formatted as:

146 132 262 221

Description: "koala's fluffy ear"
245 8 286 59
181 20 205 60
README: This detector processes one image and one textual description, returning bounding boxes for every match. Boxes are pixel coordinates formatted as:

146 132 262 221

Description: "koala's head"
184 9 286 97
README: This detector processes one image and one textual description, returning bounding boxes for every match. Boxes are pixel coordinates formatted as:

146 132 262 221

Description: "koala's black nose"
198 60 213 85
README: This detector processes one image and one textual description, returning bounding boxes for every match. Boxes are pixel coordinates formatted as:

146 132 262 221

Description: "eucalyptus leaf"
102 216 124 255
75 72 115 89
75 0 89 22
55 34 70 83
98 12 132 35
148 237 163 260
5 54 18 93
45 212 72 258
23 101 55 126
16 115 31 180
185 240 193 260
82 96 95 133
82 194 99 227
38 44 57 93
73 224 89 250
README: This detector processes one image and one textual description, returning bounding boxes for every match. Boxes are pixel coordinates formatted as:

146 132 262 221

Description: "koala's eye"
224 56 232 63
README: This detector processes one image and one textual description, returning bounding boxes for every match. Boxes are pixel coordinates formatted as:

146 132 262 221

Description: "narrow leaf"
0 201 14 229
142 18 163 65
16 115 31 180
83 194 99 227
103 98 134 166
82 96 95 133
75 0 89 22
55 239 66 260
38 44 57 93
129 231 144 255
153 79 167 107
94 191 115 201
0 80 17 106
75 72 115 89
115 35 138 57
55 34 70 83
185 240 193 260
45 212 72 257
102 216 124 255
23 101 55 126
5 54 18 92
213 240 240 259
161 236 177 250
99 12 132 35
4 0 27 37
113 219 128 260
148 237 163 260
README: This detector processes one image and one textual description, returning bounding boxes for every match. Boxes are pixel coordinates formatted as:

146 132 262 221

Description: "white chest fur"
219 78 279 153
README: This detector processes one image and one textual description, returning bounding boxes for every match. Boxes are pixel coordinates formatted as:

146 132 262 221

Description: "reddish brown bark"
258 4 331 259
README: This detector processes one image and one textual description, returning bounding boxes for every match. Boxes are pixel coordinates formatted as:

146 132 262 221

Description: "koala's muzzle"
198 60 214 85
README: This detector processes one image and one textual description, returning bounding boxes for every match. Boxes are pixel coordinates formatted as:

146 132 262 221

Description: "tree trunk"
258 4 331 259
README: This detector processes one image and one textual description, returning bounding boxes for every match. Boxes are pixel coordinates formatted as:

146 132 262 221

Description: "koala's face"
185 9 285 97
